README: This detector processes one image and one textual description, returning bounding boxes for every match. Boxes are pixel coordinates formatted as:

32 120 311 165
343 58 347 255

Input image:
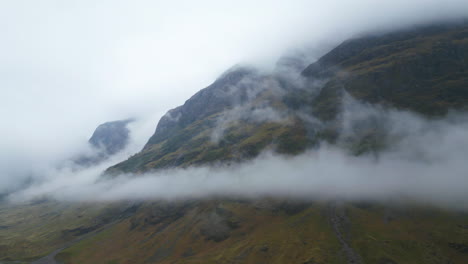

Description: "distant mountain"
89 119 134 156
75 119 134 166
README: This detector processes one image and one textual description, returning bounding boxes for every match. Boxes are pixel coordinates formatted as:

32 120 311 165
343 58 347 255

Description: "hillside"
55 201 468 264
303 22 468 119
106 67 310 173
108 21 468 173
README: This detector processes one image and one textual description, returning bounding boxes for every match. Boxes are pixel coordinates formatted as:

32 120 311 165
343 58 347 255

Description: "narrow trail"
328 201 363 264
30 247 65 264
30 220 121 264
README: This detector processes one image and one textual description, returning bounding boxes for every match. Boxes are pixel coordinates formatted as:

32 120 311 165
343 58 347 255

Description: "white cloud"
8 104 468 210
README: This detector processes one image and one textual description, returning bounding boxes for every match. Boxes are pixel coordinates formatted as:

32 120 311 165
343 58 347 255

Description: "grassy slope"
56 201 344 264
57 201 468 264
348 204 468 264
305 23 468 120
107 94 310 174
0 201 135 261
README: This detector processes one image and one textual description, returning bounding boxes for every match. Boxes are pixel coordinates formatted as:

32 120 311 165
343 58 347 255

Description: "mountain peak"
89 118 134 155
145 66 259 148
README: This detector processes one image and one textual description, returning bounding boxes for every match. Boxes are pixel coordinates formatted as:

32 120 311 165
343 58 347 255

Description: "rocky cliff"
108 21 468 174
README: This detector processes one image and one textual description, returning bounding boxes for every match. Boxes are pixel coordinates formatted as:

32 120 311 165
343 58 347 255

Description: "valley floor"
0 200 467 264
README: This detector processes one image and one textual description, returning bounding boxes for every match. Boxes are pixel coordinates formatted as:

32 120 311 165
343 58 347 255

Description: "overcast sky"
1 0 468 193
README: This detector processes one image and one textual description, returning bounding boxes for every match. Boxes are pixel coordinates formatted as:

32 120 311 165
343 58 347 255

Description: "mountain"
106 66 310 173
1 21 468 264
74 119 134 166
108 21 468 174
49 21 466 264
89 119 134 156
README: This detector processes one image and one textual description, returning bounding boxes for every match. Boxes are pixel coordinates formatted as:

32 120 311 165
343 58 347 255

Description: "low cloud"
8 103 468 210
211 73 292 143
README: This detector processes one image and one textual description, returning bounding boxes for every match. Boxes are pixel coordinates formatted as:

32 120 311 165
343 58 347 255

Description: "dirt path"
328 201 363 264
30 247 65 264
30 220 121 264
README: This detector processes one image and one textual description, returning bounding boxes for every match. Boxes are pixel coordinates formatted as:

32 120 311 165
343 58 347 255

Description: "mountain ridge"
106 21 468 175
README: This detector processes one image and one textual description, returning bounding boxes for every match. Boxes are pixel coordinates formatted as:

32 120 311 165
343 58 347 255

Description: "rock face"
89 119 134 156
74 119 134 166
106 66 309 173
145 66 258 147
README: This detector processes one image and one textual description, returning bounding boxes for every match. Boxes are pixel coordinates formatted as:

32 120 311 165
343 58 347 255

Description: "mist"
1 1 468 206
8 101 468 210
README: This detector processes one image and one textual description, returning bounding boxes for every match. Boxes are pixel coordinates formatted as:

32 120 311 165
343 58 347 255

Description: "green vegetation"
55 201 342 264
107 113 311 174
348 204 468 264
304 23 468 118
0 201 134 261
53 201 468 264
107 24 468 174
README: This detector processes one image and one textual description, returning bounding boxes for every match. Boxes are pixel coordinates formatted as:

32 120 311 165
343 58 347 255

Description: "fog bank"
9 106 468 210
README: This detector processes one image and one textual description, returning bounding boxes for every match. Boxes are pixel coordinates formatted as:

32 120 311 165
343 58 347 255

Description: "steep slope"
108 21 468 174
107 67 310 174
303 21 468 119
